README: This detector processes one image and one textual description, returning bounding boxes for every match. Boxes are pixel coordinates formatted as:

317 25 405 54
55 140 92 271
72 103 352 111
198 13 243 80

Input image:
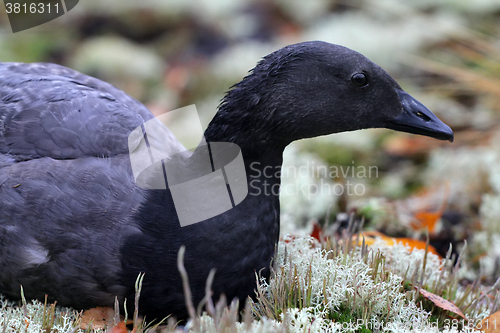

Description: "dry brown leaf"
80 307 115 330
417 287 466 319
477 309 500 332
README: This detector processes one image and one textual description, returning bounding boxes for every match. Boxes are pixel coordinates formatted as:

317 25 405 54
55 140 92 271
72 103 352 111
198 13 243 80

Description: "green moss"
329 306 373 332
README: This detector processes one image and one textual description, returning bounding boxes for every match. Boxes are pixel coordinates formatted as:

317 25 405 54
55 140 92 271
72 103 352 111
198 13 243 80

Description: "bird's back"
0 62 168 307
0 62 157 161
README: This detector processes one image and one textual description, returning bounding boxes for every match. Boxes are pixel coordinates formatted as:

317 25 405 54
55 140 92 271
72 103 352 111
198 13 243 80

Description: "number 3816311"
5 2 60 14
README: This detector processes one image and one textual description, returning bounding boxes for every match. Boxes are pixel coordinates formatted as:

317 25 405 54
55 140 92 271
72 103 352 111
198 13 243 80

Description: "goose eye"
351 73 368 87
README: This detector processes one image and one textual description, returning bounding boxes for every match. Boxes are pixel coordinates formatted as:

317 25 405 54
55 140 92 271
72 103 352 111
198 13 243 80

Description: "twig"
177 246 198 325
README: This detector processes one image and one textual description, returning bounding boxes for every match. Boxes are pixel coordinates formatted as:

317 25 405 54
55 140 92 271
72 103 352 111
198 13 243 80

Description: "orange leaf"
417 287 466 319
80 307 115 330
411 211 442 232
392 238 441 258
477 309 500 332
109 322 128 333
357 232 441 258
410 184 449 232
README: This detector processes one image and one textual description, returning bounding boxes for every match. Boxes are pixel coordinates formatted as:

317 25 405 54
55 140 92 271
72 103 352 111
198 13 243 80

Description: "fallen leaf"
392 238 441 257
80 307 115 330
411 211 442 233
477 309 500 332
358 231 441 257
409 185 449 233
108 322 128 333
310 221 323 241
417 287 466 319
357 231 384 246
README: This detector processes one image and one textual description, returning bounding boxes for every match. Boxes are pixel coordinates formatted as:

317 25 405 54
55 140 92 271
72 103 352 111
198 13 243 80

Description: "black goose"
0 41 453 319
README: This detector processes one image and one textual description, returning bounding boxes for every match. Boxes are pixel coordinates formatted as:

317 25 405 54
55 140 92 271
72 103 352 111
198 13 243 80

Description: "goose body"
0 41 453 319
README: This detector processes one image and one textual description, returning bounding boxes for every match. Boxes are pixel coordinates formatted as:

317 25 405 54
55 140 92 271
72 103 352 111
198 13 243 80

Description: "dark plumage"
0 41 453 319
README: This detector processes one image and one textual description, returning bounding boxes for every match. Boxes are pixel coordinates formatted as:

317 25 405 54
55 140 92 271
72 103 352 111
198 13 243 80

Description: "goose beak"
386 90 454 142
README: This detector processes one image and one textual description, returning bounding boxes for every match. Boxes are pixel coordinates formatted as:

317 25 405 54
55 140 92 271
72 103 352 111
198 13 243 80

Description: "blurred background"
1 0 500 282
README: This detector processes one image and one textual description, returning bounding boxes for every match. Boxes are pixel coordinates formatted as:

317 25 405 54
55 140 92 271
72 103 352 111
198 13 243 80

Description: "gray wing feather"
0 62 158 160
